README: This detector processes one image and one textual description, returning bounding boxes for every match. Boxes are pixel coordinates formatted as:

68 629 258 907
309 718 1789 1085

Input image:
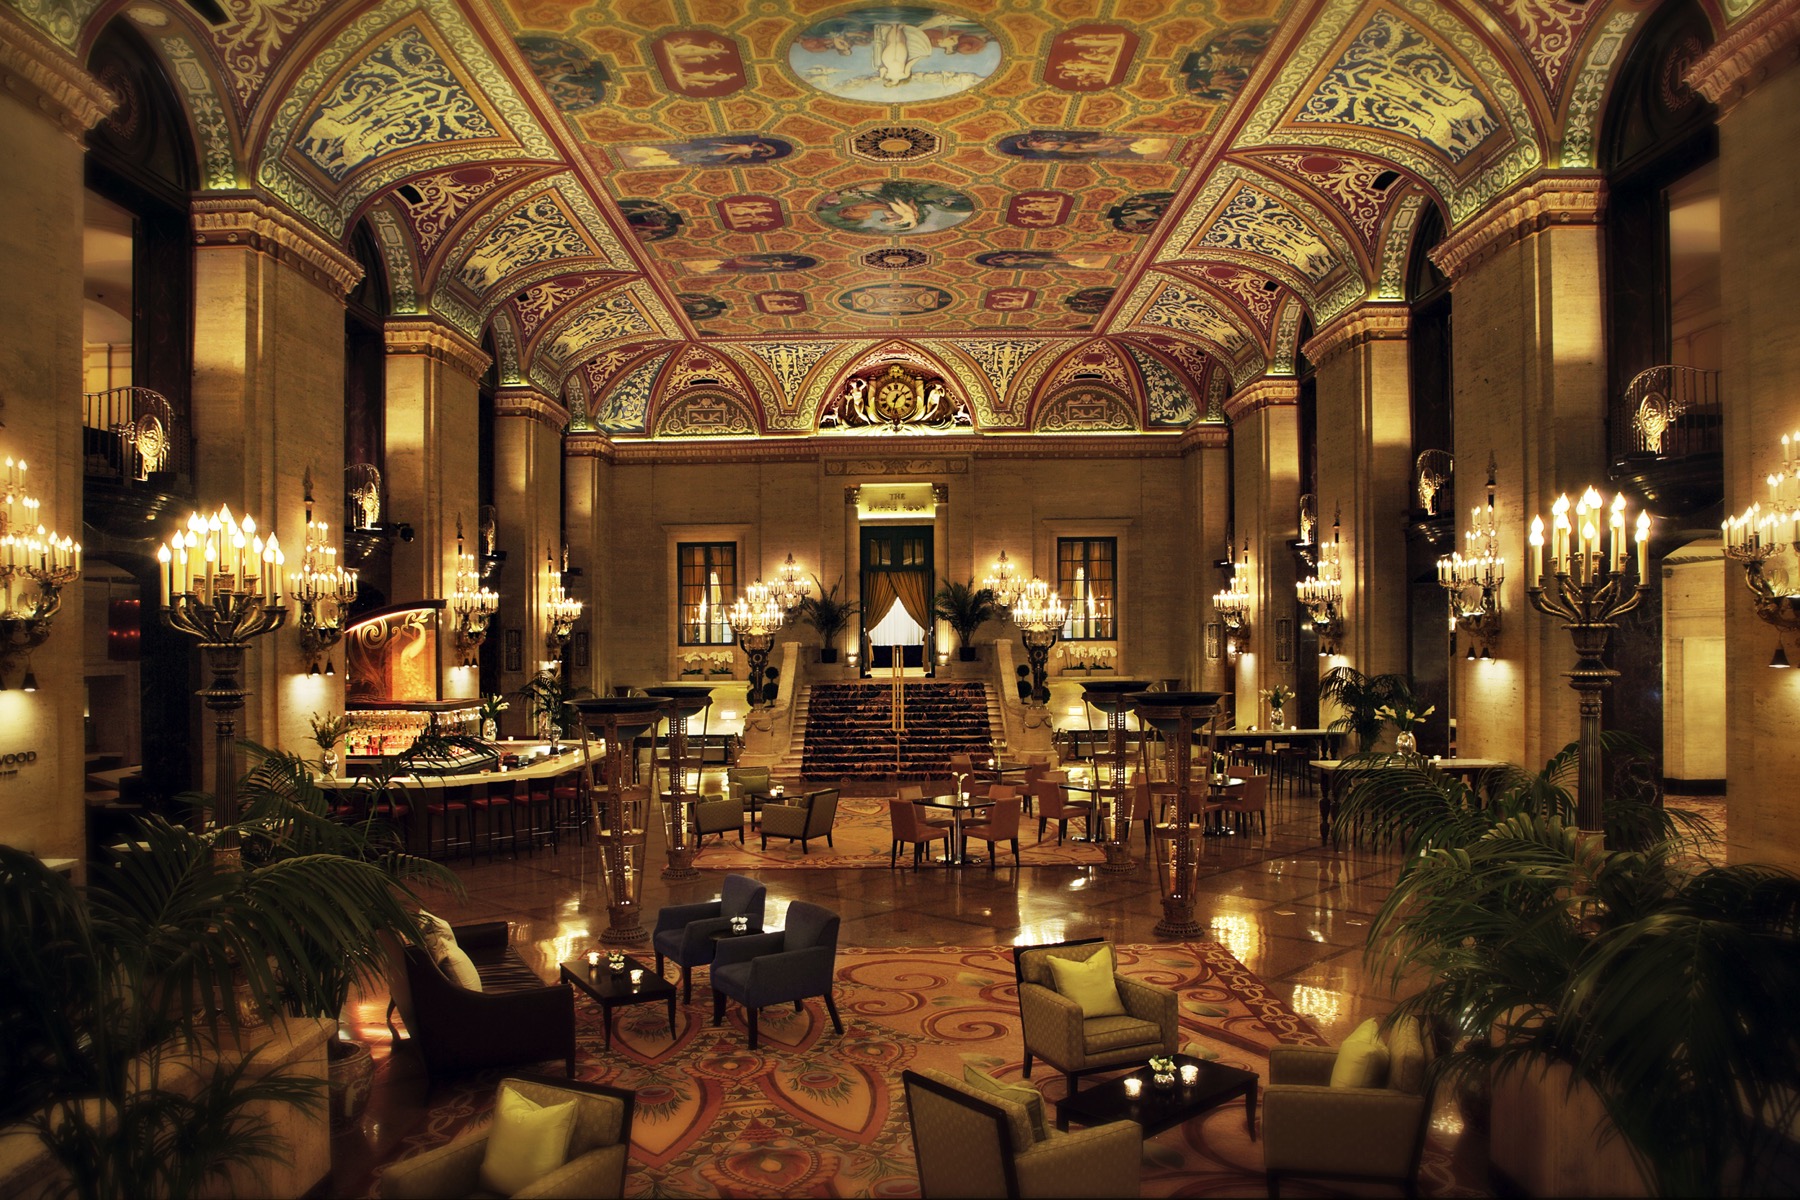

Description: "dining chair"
1221 773 1270 838
961 795 1022 866
889 797 949 869
1031 774 1092 845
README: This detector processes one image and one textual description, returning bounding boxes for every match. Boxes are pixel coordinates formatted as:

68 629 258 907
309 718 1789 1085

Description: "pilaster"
1227 379 1301 726
493 386 567 727
563 448 604 699
1182 432 1233 694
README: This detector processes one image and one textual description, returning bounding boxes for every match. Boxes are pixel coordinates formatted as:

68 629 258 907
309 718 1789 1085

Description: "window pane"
1057 537 1116 640
677 542 736 645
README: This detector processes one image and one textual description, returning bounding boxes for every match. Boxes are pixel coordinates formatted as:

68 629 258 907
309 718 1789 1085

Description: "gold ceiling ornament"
823 364 966 433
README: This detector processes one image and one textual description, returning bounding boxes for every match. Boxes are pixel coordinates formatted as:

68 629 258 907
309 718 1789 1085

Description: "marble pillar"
1225 380 1301 727
564 435 606 698
493 387 568 734
1183 429 1233 694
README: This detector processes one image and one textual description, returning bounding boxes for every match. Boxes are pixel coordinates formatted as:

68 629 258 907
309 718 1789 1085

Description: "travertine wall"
1227 393 1301 726
1661 539 1726 785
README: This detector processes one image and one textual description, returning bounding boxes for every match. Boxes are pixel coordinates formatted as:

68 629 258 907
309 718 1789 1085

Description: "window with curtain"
677 542 736 645
1058 537 1116 640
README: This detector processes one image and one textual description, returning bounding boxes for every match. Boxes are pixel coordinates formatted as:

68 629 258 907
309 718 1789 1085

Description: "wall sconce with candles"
983 549 1024 612
1722 430 1800 667
1212 540 1252 657
1438 453 1504 662
727 580 784 707
291 468 357 676
0 453 81 690
1527 486 1652 835
770 552 811 613
449 513 498 667
1296 508 1344 656
544 544 583 653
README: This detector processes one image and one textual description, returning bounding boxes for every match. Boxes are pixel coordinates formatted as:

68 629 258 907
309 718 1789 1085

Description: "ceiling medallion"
849 125 941 162
862 247 929 271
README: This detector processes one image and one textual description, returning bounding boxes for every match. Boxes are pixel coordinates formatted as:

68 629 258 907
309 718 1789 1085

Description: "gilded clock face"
874 379 916 422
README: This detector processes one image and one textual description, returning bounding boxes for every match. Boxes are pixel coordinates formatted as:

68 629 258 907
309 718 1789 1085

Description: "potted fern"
1318 665 1411 751
795 574 860 663
932 579 999 662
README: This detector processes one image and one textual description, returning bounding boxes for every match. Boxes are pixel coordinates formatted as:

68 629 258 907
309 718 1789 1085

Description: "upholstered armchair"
760 788 839 853
726 765 771 808
711 899 844 1049
652 873 766 1002
902 1068 1142 1198
378 1074 635 1199
1262 1016 1435 1197
1013 938 1178 1093
693 790 746 845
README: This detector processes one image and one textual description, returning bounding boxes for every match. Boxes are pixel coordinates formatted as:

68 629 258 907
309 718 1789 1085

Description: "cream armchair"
1262 1015 1434 1197
378 1074 634 1199
1013 938 1178 1093
902 1068 1141 1198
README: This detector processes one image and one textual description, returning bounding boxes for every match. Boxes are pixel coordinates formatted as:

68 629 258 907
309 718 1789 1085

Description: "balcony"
1609 365 1723 518
82 386 191 539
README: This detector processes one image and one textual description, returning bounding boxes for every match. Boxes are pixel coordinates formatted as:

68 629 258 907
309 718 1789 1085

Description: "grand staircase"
789 682 1001 781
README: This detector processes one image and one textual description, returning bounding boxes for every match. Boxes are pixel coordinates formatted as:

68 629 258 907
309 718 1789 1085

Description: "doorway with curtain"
860 524 934 673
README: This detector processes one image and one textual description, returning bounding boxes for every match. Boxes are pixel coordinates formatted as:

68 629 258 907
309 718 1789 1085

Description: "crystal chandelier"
1211 540 1252 657
770 552 810 612
983 550 1024 610
544 544 583 651
1438 453 1504 661
1012 575 1067 704
449 513 498 666
0 452 81 690
291 469 357 675
1723 429 1800 667
1296 510 1344 655
728 580 785 706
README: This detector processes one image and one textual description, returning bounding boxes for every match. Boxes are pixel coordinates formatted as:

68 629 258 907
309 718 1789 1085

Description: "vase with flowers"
1260 684 1293 730
1375 699 1435 756
478 693 508 742
310 712 353 778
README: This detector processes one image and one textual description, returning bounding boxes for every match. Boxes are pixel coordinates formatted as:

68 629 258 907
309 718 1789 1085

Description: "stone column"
189 197 359 760
0 12 114 869
383 320 486 698
1182 426 1233 693
493 386 568 734
1224 379 1301 727
1689 1 1800 869
1431 174 1608 770
1306 306 1413 678
564 432 608 699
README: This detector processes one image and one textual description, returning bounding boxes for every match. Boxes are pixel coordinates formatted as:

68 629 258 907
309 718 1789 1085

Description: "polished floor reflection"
336 776 1455 1193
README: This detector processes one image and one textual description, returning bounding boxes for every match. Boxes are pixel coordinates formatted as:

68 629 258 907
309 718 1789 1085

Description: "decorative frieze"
383 320 489 382
1684 0 1800 112
1427 173 1605 281
1178 424 1231 453
1222 377 1301 424
0 7 116 141
564 431 613 460
1302 304 1411 368
191 195 363 297
493 386 570 430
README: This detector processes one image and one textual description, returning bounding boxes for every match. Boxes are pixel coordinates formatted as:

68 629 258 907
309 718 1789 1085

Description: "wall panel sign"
856 482 938 521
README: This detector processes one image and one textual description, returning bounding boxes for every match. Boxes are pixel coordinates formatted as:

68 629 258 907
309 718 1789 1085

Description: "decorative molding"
1178 424 1232 452
825 457 970 476
1684 0 1800 112
493 385 570 429
1302 304 1412 366
564 431 613 459
191 194 364 296
1222 377 1301 423
1427 173 1605 281
0 7 117 141
580 433 1188 468
383 319 489 381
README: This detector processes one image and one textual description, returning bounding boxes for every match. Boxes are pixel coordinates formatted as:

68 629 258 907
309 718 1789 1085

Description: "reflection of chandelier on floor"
818 364 972 433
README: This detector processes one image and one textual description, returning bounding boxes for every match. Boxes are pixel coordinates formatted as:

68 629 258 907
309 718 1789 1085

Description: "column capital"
1302 304 1411 367
494 385 570 430
192 194 363 297
1685 0 1800 113
1428 172 1605 282
0 7 116 141
1222 377 1301 424
564 431 614 459
384 319 489 382
1178 423 1231 453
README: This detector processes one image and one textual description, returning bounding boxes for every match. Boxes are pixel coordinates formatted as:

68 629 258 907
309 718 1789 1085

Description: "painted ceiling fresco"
62 0 1699 436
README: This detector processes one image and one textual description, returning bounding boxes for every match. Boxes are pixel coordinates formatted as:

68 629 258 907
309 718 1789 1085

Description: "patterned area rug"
694 797 1107 870
368 943 1476 1198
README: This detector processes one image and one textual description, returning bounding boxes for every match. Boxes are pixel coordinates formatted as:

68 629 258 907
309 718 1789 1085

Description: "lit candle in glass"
1122 1076 1142 1098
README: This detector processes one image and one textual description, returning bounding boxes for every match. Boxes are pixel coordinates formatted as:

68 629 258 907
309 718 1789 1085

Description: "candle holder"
1526 487 1652 835
1213 540 1252 657
1131 691 1227 938
1083 681 1150 874
544 544 583 654
449 513 498 667
983 550 1024 612
1438 453 1504 660
156 506 288 855
1722 429 1800 664
1296 507 1344 656
646 685 713 880
0 451 81 688
727 581 783 707
586 950 601 969
1013 576 1066 705
574 696 664 944
770 552 811 613
291 469 356 676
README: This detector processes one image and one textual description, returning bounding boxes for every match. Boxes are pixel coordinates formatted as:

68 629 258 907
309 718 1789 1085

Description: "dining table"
914 793 996 865
1311 755 1512 844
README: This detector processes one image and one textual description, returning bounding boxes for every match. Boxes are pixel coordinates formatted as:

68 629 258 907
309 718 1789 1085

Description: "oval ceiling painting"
789 7 1001 103
836 283 955 317
815 180 974 236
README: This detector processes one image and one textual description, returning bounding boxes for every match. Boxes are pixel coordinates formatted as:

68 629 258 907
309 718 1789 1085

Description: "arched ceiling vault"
61 0 1719 436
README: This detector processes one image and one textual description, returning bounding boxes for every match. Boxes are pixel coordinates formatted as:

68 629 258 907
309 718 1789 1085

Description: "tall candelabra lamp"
1082 679 1148 874
1296 508 1344 657
156 506 287 855
728 581 784 707
292 469 356 676
1723 430 1800 668
0 453 81 690
449 514 498 667
1212 541 1252 658
1012 576 1066 704
544 544 583 655
1438 453 1504 662
573 696 664 945
1527 487 1652 835
1131 691 1226 938
646 685 712 880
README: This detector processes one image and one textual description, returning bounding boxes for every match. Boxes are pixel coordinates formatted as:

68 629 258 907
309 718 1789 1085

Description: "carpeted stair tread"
802 682 996 780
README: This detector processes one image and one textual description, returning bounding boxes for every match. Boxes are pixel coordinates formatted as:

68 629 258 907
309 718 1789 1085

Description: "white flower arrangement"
707 650 734 675
679 651 706 675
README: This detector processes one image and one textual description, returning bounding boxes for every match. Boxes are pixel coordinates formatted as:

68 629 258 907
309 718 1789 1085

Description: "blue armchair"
710 900 843 1050
651 874 767 1002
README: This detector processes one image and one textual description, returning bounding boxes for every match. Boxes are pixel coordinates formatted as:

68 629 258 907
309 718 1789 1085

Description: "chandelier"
1 452 82 690
545 544 583 651
449 513 498 666
1723 428 1800 666
983 550 1024 610
1296 509 1344 655
1438 453 1504 660
728 580 785 706
1012 576 1067 704
1212 540 1252 657
770 552 811 612
291 468 357 676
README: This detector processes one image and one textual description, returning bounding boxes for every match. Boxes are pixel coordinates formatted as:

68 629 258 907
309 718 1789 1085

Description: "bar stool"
469 778 520 859
423 782 476 860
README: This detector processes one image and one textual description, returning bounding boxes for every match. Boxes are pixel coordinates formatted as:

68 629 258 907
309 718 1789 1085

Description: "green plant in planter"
795 575 860 662
1317 665 1412 751
932 579 998 661
1336 740 1800 1196
516 669 596 742
0 745 455 1200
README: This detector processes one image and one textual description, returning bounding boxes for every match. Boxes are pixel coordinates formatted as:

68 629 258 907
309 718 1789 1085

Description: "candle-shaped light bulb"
1636 510 1650 578
157 543 172 606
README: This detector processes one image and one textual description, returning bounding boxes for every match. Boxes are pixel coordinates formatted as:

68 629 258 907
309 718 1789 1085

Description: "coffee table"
1055 1054 1258 1140
559 955 678 1050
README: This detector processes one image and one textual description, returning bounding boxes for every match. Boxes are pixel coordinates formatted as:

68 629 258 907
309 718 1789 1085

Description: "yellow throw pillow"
438 941 484 992
417 910 456 959
962 1065 1049 1143
1329 1018 1391 1089
1045 945 1127 1019
479 1086 579 1195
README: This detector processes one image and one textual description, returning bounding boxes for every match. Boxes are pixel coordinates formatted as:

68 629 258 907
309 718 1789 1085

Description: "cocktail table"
559 955 678 1049
1055 1054 1258 1140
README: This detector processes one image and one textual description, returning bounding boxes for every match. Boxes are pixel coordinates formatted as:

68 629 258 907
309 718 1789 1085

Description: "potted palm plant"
1317 665 1411 751
309 711 353 778
516 668 596 750
932 579 999 662
795 574 860 663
